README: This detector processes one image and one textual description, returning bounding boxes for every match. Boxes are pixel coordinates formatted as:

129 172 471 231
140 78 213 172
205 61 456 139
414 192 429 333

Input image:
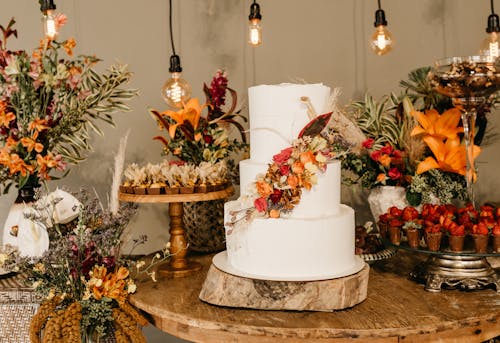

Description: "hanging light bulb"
39 0 57 40
161 55 192 108
161 0 191 108
479 0 500 59
370 0 394 56
248 0 262 47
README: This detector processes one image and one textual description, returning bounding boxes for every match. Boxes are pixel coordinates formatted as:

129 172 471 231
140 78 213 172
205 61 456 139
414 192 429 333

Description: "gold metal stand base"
158 261 203 278
410 254 500 292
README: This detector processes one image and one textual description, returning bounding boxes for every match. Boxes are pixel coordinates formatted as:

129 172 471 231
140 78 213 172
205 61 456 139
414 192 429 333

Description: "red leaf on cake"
298 112 332 138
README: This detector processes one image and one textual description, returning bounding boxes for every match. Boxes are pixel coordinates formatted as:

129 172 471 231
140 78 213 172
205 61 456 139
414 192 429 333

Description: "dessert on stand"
119 161 234 277
200 84 368 311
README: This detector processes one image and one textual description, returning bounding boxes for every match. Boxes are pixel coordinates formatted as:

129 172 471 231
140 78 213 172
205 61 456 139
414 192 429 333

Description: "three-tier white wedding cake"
220 83 364 281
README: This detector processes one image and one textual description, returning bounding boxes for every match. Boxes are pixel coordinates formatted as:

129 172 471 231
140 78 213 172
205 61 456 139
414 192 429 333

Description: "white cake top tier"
248 83 331 163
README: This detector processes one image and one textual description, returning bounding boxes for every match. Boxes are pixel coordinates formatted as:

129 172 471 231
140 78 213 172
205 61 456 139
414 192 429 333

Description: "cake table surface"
130 251 500 343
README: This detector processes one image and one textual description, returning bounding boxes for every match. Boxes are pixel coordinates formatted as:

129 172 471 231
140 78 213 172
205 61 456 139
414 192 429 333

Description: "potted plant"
471 222 489 253
492 224 500 253
424 225 443 252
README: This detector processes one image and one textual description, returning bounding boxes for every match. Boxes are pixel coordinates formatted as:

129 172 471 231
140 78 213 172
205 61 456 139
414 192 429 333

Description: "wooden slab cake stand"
119 186 234 277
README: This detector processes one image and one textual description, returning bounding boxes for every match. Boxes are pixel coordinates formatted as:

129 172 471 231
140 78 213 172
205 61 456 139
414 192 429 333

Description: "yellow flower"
411 108 464 140
416 136 480 177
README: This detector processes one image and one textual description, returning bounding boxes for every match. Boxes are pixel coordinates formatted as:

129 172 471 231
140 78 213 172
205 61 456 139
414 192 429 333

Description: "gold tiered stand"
119 186 234 277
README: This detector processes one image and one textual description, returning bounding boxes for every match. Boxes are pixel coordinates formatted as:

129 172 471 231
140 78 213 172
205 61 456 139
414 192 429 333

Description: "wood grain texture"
118 186 234 204
199 264 369 311
130 251 500 343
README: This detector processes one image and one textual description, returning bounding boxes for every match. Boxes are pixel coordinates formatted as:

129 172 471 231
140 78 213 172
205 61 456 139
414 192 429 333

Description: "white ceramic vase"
367 186 410 222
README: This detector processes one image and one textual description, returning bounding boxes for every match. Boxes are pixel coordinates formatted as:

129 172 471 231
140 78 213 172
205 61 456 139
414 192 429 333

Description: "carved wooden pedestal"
119 187 234 277
199 263 369 311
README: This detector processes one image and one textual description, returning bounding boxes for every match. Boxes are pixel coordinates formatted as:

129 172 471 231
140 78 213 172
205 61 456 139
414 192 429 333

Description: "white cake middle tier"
239 159 341 218
225 204 357 280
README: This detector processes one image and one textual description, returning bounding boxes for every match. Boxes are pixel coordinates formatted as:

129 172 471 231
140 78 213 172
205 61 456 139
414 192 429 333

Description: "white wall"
1 0 498 248
0 1 498 340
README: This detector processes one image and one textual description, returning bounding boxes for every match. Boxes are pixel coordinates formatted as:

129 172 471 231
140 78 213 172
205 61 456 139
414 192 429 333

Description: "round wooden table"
119 187 233 277
130 251 500 342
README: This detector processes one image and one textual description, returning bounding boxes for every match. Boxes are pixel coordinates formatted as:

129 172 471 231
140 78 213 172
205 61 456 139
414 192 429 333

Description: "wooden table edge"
137 310 499 343
130 292 499 342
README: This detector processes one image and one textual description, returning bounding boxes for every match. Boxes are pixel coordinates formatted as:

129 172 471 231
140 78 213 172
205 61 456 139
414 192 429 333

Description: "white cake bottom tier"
239 159 341 218
225 204 358 280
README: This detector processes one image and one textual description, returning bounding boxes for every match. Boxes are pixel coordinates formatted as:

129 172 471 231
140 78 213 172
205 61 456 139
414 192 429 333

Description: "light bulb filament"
377 32 387 50
248 19 262 47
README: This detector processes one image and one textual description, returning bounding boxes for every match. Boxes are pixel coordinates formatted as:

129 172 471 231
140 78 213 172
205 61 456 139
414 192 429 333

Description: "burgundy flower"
254 197 268 212
203 134 213 144
269 189 283 204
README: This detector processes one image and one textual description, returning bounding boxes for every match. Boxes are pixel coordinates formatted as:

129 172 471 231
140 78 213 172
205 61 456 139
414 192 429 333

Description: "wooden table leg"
158 202 202 277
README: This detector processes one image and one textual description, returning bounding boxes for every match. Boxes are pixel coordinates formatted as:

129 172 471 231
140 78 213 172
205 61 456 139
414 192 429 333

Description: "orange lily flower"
287 175 299 189
63 38 76 56
0 149 9 166
5 137 18 150
299 151 316 165
8 154 34 176
21 132 44 153
411 108 464 140
29 118 50 132
161 98 206 139
416 136 480 177
0 108 15 128
36 153 59 179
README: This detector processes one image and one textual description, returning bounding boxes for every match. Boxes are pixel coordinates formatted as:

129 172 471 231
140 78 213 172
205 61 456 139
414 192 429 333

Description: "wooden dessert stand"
119 186 234 277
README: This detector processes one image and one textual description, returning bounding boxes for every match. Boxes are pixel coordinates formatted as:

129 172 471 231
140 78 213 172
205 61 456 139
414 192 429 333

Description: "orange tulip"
411 108 464 140
416 136 480 177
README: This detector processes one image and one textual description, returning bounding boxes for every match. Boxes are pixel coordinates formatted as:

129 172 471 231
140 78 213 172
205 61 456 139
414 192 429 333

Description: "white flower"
305 162 318 173
127 280 137 294
315 153 327 163
32 280 42 288
4 58 19 75
136 260 146 270
0 253 7 265
151 271 157 282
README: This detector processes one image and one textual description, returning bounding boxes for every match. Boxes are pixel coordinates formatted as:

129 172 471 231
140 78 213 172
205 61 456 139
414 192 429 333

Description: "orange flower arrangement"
0 18 136 193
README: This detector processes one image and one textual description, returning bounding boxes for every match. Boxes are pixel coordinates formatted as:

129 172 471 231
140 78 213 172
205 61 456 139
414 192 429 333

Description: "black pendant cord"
492 0 495 15
169 0 176 56
378 0 382 10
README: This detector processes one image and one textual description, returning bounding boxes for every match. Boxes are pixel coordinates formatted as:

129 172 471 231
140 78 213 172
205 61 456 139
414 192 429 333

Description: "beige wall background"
0 0 498 254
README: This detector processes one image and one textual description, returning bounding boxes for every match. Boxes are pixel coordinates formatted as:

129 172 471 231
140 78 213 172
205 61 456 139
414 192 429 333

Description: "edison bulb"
161 72 192 108
42 10 57 40
370 25 394 56
480 32 499 59
248 19 262 47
